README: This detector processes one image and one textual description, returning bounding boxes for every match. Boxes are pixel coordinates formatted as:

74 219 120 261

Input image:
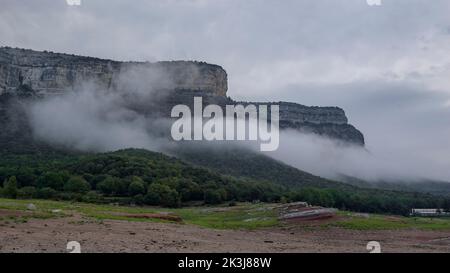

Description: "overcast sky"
2 0 450 180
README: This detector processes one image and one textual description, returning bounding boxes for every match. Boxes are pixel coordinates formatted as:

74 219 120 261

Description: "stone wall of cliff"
0 47 364 145
0 47 228 97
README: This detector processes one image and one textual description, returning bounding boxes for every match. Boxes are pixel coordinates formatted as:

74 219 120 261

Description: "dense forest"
1 148 450 216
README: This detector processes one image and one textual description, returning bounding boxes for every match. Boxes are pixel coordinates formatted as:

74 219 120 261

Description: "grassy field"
0 198 279 229
331 211 450 231
1 198 450 231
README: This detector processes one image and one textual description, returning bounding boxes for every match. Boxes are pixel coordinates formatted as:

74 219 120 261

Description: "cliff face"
0 47 364 145
0 47 227 97
276 102 364 144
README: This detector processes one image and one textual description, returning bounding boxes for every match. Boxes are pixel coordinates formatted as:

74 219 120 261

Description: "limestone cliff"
0 47 364 145
0 47 227 97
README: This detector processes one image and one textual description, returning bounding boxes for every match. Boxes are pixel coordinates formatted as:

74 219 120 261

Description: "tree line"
1 149 450 215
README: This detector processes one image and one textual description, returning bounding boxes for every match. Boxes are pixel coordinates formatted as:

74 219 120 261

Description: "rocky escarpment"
0 47 227 97
277 102 364 144
0 47 364 145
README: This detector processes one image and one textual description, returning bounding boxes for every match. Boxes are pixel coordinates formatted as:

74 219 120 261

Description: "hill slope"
171 144 352 190
1 147 450 215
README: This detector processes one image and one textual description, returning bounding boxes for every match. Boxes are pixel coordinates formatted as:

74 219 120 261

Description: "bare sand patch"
1 215 449 253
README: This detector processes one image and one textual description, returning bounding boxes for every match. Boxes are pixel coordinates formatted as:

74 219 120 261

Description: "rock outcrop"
0 47 364 145
0 47 227 97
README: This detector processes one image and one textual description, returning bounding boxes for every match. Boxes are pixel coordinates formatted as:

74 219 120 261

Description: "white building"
410 209 449 217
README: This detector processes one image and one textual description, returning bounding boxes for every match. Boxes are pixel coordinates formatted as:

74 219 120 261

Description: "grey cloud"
256 81 450 181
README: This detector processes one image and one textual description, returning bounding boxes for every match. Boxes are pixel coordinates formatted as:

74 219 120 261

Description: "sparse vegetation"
1 198 450 231
332 211 450 231
0 198 279 230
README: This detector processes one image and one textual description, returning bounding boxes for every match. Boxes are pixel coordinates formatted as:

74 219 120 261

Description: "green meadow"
1 198 450 231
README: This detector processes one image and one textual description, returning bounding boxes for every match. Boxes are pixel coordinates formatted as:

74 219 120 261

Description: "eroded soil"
1 213 449 253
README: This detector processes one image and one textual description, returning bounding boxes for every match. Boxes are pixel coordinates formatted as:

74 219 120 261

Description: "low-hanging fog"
270 131 450 183
26 82 450 183
27 66 177 153
28 87 162 152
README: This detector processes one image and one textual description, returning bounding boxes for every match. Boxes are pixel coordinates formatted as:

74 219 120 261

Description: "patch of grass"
3 198 450 231
76 202 279 229
0 198 279 230
406 217 450 230
173 204 279 230
0 198 73 211
332 211 450 231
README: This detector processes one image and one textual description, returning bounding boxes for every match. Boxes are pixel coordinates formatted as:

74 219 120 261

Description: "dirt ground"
1 214 450 253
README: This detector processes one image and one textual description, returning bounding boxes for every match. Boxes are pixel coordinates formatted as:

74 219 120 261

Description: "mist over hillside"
1 47 449 188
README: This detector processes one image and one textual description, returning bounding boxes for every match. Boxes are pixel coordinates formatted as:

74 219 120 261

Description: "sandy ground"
1 214 450 253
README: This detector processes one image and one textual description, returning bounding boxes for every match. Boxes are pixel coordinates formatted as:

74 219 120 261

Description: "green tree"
37 172 65 191
97 176 124 196
63 176 91 193
144 183 180 207
16 169 38 188
204 189 222 204
17 186 37 199
3 176 18 198
81 191 101 203
164 189 181 208
36 187 57 199
132 194 145 205
128 176 146 196
178 180 203 201
144 190 160 205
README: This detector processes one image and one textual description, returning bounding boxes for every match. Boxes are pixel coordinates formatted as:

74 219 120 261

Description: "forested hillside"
1 148 450 215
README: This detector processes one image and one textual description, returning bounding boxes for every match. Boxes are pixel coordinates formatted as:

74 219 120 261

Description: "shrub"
91 174 109 190
204 189 222 205
164 189 181 208
36 187 57 199
16 170 38 188
57 192 80 201
3 176 18 199
144 183 180 208
97 176 126 196
81 191 102 203
82 173 94 186
128 177 146 196
132 194 145 205
178 180 203 201
37 172 65 191
17 186 37 199
144 191 160 205
63 176 90 193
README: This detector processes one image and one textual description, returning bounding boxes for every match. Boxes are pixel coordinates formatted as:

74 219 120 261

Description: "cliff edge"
0 47 364 145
